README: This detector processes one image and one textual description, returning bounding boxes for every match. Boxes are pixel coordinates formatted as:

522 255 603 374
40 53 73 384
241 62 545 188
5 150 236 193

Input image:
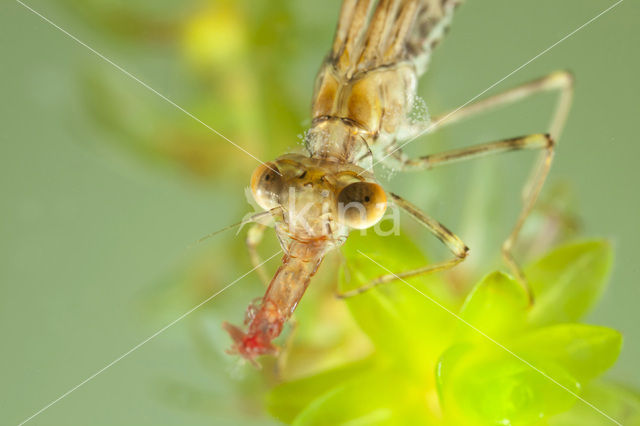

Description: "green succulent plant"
267 232 635 425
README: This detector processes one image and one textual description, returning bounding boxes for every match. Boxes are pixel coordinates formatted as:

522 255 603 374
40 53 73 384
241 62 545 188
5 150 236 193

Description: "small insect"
223 0 573 364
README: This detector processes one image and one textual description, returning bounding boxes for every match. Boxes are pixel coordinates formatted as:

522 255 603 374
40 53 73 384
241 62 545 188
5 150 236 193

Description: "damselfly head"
250 153 387 240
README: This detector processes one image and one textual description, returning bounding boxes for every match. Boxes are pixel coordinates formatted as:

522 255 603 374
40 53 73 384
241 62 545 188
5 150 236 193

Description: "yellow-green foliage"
267 232 635 425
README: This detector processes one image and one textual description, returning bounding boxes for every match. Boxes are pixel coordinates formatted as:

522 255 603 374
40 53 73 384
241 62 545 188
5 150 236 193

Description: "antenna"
189 209 277 248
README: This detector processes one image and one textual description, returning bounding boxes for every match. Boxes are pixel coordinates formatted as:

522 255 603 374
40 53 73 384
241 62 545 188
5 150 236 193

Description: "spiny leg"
386 70 572 190
246 222 270 286
393 133 551 170
502 138 555 300
404 70 574 141
390 133 555 302
338 193 469 299
429 71 570 201
384 72 572 301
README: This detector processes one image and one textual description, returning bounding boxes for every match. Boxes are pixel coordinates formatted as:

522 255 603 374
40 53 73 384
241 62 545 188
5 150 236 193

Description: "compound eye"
337 182 387 229
250 163 282 210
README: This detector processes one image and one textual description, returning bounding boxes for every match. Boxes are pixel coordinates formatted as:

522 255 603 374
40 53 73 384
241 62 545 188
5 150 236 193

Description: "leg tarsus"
378 72 571 303
338 194 469 299
501 242 534 306
246 223 270 286
502 136 555 304
336 254 467 299
383 134 555 303
401 70 574 141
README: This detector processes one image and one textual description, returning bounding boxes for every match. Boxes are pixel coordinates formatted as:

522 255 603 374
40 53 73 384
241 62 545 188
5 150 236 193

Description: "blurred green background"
1 0 638 424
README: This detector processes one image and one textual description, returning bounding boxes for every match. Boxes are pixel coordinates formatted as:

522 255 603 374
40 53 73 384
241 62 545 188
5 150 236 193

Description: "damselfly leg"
375 72 574 302
337 192 469 298
246 222 270 286
397 70 574 141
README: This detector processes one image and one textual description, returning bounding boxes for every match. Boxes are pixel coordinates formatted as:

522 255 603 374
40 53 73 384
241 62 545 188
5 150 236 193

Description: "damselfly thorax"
308 0 456 164
308 61 417 164
224 0 573 364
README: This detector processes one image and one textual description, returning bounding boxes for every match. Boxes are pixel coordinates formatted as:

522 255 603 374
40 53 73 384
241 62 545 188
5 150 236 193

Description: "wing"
310 0 460 140
328 0 459 80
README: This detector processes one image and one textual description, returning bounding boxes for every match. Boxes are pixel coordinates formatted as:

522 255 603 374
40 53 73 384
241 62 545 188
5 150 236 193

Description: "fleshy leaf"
514 324 622 383
525 240 612 326
292 371 398 425
550 381 640 425
267 358 373 423
437 344 580 425
339 231 458 368
291 367 437 426
457 271 529 341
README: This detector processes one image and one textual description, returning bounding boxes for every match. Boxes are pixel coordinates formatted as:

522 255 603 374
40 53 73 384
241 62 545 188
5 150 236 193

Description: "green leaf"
436 344 580 425
290 367 436 426
339 231 457 368
457 271 529 341
525 240 612 326
267 358 374 423
514 324 622 383
550 381 640 425
291 371 398 426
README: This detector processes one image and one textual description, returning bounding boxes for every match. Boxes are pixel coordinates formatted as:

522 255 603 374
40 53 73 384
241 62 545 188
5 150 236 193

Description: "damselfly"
223 0 573 364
